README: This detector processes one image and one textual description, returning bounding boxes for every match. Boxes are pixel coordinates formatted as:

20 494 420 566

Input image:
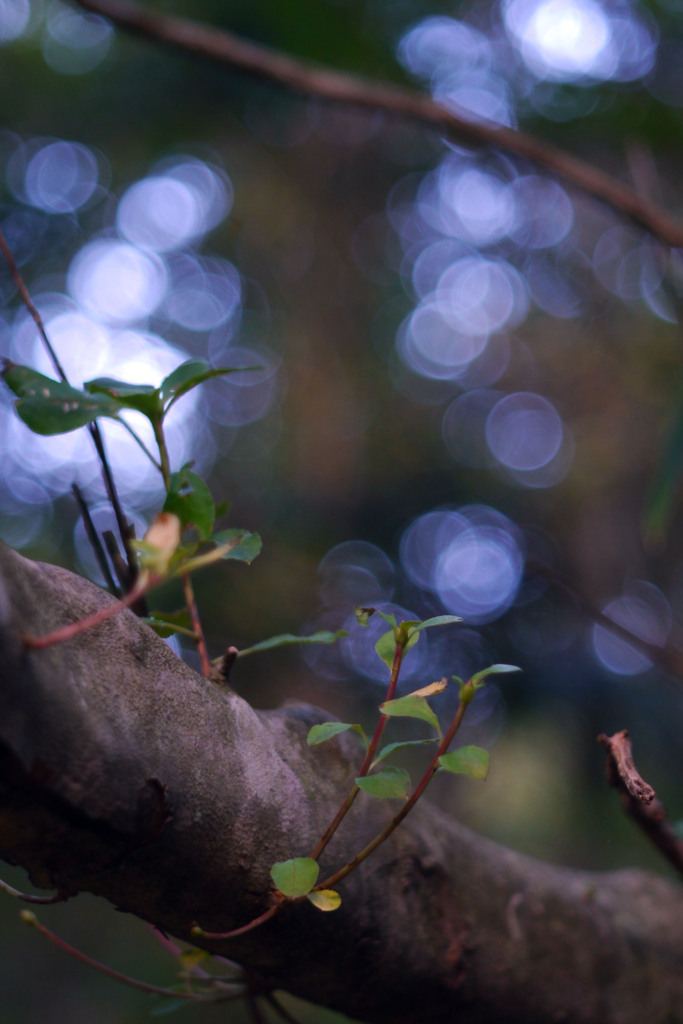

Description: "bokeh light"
502 0 657 83
400 506 525 624
0 0 30 43
67 239 169 324
41 2 113 75
592 582 671 676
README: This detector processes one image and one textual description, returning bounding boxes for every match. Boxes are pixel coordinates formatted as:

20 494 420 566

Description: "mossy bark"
0 542 681 1023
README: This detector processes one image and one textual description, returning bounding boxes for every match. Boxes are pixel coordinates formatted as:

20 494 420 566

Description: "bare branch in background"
74 0 683 249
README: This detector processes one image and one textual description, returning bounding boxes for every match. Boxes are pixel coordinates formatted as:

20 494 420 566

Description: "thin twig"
73 0 683 249
20 912 228 1002
0 229 139 591
72 484 120 596
265 993 304 1024
193 904 281 942
182 573 212 677
597 731 683 880
526 559 683 687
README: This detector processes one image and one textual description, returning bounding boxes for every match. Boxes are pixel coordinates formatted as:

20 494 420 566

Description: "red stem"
182 573 211 677
193 903 281 941
316 698 469 891
309 640 405 861
22 579 151 651
22 913 220 1001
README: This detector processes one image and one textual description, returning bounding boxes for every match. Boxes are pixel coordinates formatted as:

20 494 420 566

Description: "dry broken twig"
598 730 683 879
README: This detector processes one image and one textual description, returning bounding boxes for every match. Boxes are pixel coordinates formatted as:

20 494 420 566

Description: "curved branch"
0 541 682 1023
73 0 683 248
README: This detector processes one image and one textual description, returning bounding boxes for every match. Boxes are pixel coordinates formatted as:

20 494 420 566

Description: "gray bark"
0 541 681 1023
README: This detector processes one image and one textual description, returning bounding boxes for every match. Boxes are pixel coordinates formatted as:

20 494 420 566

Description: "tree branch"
73 0 683 249
0 541 682 1023
598 730 683 880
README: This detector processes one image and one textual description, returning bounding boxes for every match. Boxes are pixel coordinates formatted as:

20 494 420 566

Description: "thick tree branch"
0 542 682 1023
73 0 683 249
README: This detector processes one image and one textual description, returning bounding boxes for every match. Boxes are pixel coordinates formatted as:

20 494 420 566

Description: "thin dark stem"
72 484 120 596
0 230 67 379
73 0 683 249
526 558 683 686
317 698 469 892
265 993 304 1024
21 912 223 1001
246 992 267 1024
309 640 405 861
0 229 138 591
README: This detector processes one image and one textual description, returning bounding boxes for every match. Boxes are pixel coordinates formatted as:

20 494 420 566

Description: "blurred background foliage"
1 0 683 1019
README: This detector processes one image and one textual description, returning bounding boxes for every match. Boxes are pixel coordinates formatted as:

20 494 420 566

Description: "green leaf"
355 766 411 799
270 858 319 898
2 361 122 434
307 722 367 747
163 467 215 540
211 529 262 563
372 738 438 766
144 608 194 639
354 606 375 626
377 610 397 628
438 746 490 780
161 360 259 408
375 629 397 669
307 890 341 912
85 376 162 420
178 948 210 971
407 615 462 634
380 694 441 733
469 664 521 686
239 630 347 657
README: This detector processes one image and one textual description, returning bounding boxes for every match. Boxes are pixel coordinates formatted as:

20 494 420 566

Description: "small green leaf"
438 746 490 780
2 361 122 434
407 615 462 634
469 664 521 686
164 467 215 540
377 610 397 628
161 360 259 408
356 766 411 799
307 890 341 912
372 738 438 766
354 606 375 626
211 529 262 563
307 722 367 747
144 608 194 639
239 630 347 657
179 948 210 971
380 694 441 733
270 858 319 898
85 376 162 420
375 629 398 669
